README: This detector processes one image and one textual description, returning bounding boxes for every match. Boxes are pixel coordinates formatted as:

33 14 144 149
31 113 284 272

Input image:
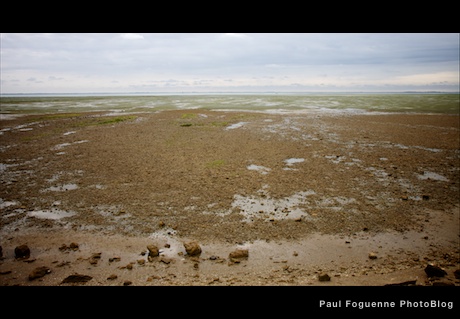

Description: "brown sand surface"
0 110 459 286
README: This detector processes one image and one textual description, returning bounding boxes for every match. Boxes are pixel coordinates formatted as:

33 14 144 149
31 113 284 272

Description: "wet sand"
1 110 459 285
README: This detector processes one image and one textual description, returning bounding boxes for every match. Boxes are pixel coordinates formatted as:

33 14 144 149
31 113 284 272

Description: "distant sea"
1 92 459 115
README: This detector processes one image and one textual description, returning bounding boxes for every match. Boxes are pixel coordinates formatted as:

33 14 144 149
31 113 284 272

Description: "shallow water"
1 93 458 115
27 209 76 220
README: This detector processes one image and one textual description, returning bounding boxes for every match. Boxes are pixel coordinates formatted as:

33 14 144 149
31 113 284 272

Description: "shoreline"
1 109 459 285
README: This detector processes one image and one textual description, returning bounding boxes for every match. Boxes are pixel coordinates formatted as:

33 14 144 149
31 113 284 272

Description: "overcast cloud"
1 33 459 93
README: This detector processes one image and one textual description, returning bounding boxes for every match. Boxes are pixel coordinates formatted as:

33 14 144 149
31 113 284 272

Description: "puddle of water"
284 158 305 166
225 122 248 130
0 199 19 209
27 209 76 220
416 171 449 181
247 164 271 175
232 190 316 222
42 183 79 192
52 140 89 150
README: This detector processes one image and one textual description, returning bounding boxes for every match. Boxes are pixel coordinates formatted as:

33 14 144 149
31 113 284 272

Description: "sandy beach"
0 109 459 286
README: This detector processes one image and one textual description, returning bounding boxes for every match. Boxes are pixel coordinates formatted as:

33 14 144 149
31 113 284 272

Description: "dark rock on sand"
107 274 118 280
454 269 460 279
318 273 331 282
61 274 93 284
424 264 447 278
29 266 51 281
184 241 202 256
15 244 30 259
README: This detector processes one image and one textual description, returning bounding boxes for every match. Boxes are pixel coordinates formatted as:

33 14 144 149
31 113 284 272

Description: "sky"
1 33 459 94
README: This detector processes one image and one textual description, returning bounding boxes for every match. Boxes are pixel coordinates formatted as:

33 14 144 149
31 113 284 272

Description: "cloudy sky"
1 33 459 93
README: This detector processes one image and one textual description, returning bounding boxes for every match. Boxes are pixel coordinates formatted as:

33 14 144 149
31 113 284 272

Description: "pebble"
318 273 331 282
184 241 202 256
147 244 160 258
368 252 378 260
15 244 30 259
424 264 447 278
28 266 51 281
61 274 93 284
229 249 249 262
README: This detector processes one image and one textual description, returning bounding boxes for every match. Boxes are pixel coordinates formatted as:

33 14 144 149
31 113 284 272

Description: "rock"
61 274 93 284
454 269 460 279
59 242 79 252
368 252 378 260
123 281 133 286
29 266 51 281
318 273 331 282
147 244 160 258
229 249 249 261
89 252 102 265
15 244 30 259
184 241 202 256
107 274 118 280
424 264 447 278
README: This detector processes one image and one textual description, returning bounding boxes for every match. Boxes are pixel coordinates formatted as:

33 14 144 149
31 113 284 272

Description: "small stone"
107 274 118 280
147 244 160 258
318 273 331 282
454 269 460 279
368 252 378 260
424 264 447 278
422 194 430 200
61 274 93 284
137 259 145 265
91 252 102 259
69 242 79 250
229 249 249 261
123 281 132 286
15 244 30 259
184 241 202 256
28 266 51 281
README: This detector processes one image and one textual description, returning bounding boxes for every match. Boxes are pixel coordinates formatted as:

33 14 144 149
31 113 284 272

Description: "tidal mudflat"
0 108 459 285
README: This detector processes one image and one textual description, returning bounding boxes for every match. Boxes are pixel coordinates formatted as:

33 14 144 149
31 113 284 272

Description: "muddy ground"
0 109 459 285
